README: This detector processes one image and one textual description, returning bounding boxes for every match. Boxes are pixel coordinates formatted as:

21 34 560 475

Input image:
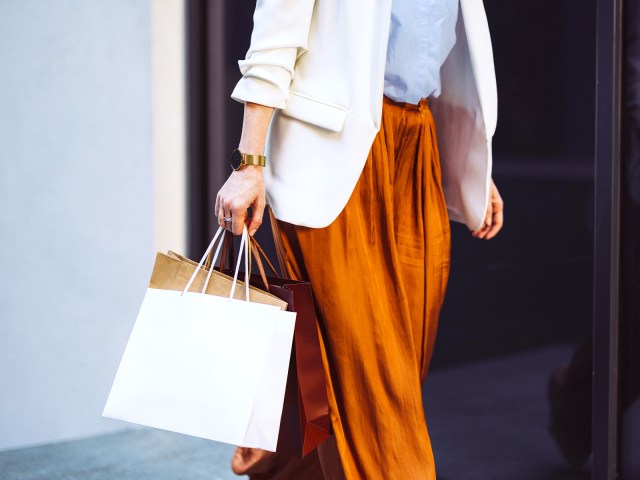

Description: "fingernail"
249 229 257 236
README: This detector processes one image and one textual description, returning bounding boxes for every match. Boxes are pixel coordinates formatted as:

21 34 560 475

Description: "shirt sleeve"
230 0 316 109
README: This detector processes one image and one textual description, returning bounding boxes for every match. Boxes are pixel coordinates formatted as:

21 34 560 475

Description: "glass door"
425 1 597 478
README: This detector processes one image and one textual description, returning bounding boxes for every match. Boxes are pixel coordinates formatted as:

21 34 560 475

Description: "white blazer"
231 0 497 231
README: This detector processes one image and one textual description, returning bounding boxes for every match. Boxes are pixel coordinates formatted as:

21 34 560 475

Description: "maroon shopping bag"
219 234 331 457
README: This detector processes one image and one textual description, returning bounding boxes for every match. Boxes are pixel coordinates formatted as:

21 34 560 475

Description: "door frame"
593 0 624 477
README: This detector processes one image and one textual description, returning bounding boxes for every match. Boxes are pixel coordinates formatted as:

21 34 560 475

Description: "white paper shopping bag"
103 227 296 451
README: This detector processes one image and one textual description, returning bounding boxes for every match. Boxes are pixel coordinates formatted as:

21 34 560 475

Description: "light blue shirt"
384 0 459 104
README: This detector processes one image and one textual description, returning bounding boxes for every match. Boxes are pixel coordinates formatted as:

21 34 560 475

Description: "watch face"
230 149 243 170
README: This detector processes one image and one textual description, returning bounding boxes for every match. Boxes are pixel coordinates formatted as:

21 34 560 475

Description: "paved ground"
3 344 634 480
0 429 237 480
426 345 589 480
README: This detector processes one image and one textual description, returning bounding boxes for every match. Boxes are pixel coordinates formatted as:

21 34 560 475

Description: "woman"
215 0 504 478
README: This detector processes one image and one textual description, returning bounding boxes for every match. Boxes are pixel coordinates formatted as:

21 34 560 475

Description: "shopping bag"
103 227 296 451
223 237 331 457
148 233 286 310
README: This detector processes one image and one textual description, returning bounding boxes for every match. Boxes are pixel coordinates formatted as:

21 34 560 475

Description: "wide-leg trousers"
241 95 451 479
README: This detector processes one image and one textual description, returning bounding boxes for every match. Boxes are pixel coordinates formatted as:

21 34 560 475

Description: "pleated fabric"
239 96 451 479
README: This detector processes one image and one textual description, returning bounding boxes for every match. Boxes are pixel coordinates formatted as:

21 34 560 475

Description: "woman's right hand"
215 101 275 236
215 165 265 236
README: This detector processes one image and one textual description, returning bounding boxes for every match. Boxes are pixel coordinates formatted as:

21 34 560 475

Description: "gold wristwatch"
230 148 267 171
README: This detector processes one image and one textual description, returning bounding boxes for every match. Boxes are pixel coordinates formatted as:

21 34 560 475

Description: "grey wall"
0 1 154 450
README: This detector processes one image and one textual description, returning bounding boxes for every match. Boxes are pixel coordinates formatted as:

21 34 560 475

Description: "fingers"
217 201 229 231
485 207 503 240
472 179 504 240
217 197 249 235
215 167 265 235
472 204 492 238
472 221 491 239
216 194 234 231
220 210 231 231
215 193 226 229
231 205 247 235
219 197 246 235
247 194 266 236
485 180 504 239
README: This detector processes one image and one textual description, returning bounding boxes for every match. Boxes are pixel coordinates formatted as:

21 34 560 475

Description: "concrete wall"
0 0 186 450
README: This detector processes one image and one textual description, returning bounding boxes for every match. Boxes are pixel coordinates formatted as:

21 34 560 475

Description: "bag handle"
201 229 228 294
248 236 288 292
250 238 280 279
203 231 234 272
213 229 281 292
182 226 250 301
268 207 293 279
182 227 224 296
228 226 250 301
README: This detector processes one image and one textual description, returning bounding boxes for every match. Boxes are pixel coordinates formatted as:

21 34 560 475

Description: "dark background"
434 0 596 367
187 0 597 368
620 0 640 476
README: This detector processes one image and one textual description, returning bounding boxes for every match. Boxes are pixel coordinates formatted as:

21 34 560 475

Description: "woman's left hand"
471 178 504 240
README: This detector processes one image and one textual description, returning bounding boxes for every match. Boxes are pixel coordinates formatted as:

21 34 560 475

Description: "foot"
231 447 279 476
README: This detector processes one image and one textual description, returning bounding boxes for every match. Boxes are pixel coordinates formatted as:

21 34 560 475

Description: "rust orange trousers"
236 96 451 479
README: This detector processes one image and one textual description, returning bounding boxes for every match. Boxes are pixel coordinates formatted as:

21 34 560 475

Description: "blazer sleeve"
231 0 316 109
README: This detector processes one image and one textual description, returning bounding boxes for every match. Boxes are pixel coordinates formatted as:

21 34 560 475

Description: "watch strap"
241 153 266 167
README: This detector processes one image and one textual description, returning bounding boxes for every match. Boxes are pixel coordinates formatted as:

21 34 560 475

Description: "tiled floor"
2 344 630 480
